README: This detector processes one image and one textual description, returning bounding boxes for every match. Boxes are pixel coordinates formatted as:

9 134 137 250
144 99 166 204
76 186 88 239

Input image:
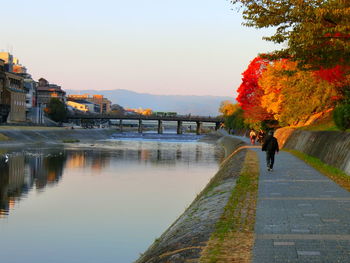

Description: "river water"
0 135 223 263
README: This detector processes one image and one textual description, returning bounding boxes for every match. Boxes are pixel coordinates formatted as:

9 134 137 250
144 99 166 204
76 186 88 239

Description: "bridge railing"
67 113 224 123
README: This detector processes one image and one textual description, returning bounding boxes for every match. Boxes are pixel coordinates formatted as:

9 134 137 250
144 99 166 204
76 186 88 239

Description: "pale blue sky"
1 0 278 97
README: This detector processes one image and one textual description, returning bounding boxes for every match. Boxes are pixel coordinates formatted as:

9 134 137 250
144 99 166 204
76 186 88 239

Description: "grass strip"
199 150 259 263
285 149 350 192
0 133 10 141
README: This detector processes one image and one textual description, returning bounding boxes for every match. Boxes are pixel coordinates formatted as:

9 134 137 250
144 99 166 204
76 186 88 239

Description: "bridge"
67 113 224 135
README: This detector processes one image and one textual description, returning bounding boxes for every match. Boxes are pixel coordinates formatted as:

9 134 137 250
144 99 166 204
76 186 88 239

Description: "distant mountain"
65 89 236 116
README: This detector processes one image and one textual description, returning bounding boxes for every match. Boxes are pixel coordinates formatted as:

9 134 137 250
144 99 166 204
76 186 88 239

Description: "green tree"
228 107 246 129
231 0 350 68
333 90 350 130
47 98 67 122
111 104 125 115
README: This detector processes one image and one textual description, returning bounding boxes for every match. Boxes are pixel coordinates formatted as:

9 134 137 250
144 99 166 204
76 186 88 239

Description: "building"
24 76 37 110
0 52 14 72
66 101 89 112
3 72 27 122
66 98 100 113
36 78 66 107
0 59 9 123
75 100 100 113
12 58 27 74
16 73 37 110
0 53 33 123
90 95 111 114
67 94 111 114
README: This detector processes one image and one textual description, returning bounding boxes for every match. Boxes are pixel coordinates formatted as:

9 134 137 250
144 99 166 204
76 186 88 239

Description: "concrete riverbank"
135 135 248 263
0 127 116 147
275 128 350 175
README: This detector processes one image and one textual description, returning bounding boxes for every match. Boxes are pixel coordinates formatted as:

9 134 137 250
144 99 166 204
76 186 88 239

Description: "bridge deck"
67 114 223 123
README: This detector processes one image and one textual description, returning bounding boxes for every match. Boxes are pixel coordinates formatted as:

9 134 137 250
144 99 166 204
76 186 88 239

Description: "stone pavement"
252 149 350 263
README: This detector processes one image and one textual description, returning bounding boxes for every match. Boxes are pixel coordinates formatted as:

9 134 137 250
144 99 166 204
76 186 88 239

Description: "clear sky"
1 0 278 97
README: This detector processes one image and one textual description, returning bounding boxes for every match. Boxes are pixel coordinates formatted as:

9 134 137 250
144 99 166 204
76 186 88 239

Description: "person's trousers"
266 151 275 169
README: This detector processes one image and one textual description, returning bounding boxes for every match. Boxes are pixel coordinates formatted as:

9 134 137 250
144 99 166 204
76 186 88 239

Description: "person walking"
262 130 279 171
257 129 265 145
249 129 257 145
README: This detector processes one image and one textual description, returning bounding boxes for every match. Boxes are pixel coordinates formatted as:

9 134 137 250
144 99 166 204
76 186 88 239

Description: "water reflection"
0 140 223 262
0 150 66 217
0 141 222 218
65 140 223 167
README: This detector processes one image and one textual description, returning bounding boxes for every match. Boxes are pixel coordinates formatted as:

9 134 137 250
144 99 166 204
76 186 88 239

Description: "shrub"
333 104 350 131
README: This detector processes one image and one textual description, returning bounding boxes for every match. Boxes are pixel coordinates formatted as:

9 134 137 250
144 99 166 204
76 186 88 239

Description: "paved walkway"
252 149 350 263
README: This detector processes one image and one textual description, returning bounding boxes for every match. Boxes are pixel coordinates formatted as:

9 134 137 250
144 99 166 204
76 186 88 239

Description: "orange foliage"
219 101 239 116
259 59 296 120
259 59 341 125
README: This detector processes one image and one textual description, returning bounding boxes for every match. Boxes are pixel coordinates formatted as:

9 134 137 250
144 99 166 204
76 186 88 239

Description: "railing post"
196 121 202 135
158 120 163 134
138 119 143 133
177 120 183 134
119 119 123 132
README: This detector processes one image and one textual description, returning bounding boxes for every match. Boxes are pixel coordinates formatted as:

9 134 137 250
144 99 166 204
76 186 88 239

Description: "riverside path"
231 134 350 262
253 149 350 262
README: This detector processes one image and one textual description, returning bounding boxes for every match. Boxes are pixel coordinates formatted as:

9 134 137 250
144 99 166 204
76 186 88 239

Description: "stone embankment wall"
275 128 350 175
0 128 115 146
135 136 247 263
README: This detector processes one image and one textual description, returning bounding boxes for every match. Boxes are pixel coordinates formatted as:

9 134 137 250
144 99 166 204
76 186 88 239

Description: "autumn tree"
231 0 350 69
236 56 273 125
259 59 340 125
258 60 287 121
142 109 153 116
219 100 238 116
219 101 246 130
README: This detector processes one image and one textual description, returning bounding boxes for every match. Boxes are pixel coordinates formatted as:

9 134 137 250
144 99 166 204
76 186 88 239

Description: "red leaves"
236 56 273 122
323 32 350 39
237 57 267 110
314 65 347 86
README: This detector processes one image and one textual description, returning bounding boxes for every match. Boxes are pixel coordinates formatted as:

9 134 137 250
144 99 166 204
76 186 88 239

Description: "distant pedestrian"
249 129 257 145
262 130 279 171
257 129 265 145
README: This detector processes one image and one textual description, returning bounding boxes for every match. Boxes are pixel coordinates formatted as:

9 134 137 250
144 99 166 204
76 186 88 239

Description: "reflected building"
0 151 67 217
91 153 111 172
65 151 111 172
0 161 10 217
35 154 66 190
66 152 87 169
0 155 26 216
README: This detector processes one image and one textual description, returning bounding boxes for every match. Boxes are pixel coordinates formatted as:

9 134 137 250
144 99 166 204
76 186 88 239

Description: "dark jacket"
262 135 279 153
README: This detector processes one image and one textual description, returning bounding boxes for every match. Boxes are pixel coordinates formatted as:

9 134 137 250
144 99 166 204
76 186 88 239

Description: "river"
0 135 223 263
